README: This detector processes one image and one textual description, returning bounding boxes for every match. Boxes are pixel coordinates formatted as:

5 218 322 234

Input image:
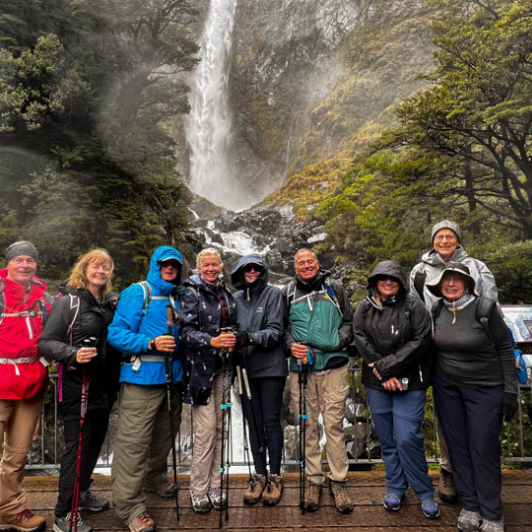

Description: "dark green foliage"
0 0 198 286
313 0 532 305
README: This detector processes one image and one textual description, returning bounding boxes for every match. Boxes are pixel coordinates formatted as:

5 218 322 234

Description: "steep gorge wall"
179 0 436 210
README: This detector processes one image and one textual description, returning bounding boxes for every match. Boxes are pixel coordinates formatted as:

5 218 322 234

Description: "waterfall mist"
186 0 251 211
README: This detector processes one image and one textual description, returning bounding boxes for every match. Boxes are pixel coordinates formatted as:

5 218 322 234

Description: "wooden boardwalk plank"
19 471 532 531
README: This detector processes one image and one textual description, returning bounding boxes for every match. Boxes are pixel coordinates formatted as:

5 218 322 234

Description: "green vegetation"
0 0 198 287
308 0 532 304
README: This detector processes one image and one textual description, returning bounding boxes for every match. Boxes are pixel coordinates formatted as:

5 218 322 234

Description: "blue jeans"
367 388 433 500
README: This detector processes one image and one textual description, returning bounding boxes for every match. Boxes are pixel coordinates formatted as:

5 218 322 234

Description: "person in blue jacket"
230 253 287 506
108 246 183 532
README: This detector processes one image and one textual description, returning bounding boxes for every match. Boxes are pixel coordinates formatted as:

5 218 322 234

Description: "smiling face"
198 253 222 283
243 263 263 284
440 272 467 302
294 250 319 282
159 259 181 283
433 229 459 262
85 259 112 292
376 276 400 301
6 255 37 287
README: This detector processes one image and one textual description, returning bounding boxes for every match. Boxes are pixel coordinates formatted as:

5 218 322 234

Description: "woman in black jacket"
427 263 517 532
39 249 120 532
230 253 286 506
353 261 439 519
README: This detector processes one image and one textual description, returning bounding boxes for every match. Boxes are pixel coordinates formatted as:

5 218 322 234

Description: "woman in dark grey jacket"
230 253 286 506
428 262 517 532
353 261 439 519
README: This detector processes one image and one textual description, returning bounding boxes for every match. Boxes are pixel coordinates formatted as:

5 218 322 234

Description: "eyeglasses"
243 264 263 273
160 261 180 269
376 276 398 283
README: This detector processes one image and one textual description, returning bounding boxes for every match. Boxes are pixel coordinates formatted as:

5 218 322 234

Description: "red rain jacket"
0 269 51 399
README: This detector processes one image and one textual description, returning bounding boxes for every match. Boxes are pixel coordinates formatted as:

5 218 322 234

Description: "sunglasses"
376 275 398 283
243 264 263 273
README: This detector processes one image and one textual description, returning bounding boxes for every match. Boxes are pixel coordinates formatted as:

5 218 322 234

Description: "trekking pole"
298 349 310 516
165 305 180 521
241 365 270 489
236 366 253 485
70 336 97 532
219 329 233 528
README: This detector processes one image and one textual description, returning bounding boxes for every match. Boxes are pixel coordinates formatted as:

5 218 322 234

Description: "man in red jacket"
0 241 51 532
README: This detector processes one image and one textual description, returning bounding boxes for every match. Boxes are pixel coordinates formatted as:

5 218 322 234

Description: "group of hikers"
0 219 517 532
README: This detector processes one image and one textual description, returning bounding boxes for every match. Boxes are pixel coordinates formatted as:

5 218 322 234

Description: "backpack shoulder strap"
138 281 152 315
67 294 81 347
475 296 496 346
413 270 427 303
431 298 444 323
285 281 297 307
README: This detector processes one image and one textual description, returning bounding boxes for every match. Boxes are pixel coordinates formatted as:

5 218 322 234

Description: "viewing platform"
22 470 532 531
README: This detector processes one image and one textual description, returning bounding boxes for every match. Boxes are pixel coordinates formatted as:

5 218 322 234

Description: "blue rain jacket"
108 246 183 385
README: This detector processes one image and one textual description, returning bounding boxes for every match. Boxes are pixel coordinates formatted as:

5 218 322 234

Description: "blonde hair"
68 248 114 296
196 247 223 269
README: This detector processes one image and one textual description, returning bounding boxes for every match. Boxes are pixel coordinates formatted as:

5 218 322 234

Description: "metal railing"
25 365 532 473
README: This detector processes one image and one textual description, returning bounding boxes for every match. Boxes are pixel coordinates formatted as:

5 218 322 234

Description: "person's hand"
152 335 176 353
75 347 97 364
291 343 308 360
234 331 250 347
368 362 383 381
382 377 402 392
210 332 237 349
502 392 518 422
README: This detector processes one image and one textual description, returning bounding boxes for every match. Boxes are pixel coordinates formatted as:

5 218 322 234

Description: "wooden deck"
20 471 532 531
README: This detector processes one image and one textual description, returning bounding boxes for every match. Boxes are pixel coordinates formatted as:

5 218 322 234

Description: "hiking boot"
127 512 156 532
190 491 211 514
262 474 283 506
144 480 177 499
421 498 441 519
480 519 504 532
383 492 404 512
457 509 481 531
304 483 322 512
78 489 109 512
0 509 46 532
53 512 92 532
438 468 458 503
243 474 266 505
208 486 228 510
329 481 354 514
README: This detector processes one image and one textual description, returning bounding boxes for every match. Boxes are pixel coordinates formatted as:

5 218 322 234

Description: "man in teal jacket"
284 249 353 514
108 246 183 532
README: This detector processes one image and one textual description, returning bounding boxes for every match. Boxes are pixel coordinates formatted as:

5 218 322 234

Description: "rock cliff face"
181 0 435 210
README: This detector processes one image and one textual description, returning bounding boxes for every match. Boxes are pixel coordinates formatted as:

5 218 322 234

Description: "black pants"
55 408 111 517
434 376 504 521
240 376 285 476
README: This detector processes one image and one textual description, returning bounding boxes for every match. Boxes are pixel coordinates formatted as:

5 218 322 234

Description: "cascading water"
186 0 251 211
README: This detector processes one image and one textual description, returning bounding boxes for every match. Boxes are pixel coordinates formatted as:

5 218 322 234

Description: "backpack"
0 279 50 326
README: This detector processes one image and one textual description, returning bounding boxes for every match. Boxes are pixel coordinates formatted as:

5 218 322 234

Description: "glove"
502 392 518 422
234 330 251 348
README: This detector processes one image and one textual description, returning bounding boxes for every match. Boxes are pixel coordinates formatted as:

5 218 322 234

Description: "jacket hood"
146 246 183 294
367 260 407 298
230 253 269 291
295 268 332 292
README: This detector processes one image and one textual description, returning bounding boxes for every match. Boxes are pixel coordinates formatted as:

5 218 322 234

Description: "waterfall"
186 0 250 211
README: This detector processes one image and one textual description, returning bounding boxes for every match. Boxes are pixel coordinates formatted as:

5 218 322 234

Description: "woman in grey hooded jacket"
230 253 287 506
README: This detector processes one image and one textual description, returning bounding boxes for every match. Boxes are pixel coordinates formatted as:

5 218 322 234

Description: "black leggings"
240 376 285 476
55 408 111 517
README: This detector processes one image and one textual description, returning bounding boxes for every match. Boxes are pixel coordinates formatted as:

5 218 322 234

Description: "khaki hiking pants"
0 395 43 518
290 364 350 485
